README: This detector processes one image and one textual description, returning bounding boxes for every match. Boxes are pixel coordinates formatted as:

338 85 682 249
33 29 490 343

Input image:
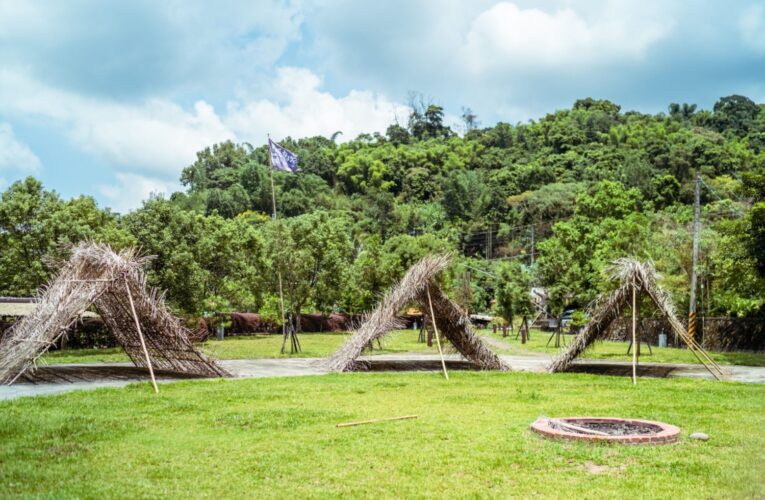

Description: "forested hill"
2 95 764 322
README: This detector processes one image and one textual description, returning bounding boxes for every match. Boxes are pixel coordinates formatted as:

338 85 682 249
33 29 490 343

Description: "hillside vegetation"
1 96 764 330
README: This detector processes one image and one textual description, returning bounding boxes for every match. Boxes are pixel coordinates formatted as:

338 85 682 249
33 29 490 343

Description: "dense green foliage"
1 95 764 327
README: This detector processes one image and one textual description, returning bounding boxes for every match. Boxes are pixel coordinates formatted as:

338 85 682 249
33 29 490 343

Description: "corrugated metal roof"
0 297 36 303
0 302 99 318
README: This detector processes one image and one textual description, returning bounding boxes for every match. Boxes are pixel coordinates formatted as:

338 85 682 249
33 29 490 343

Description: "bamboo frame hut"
327 255 509 372
0 243 230 384
548 258 725 379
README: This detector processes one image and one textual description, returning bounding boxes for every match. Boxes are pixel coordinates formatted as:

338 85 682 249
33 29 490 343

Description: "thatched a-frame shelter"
548 258 725 379
0 243 230 384
327 255 509 372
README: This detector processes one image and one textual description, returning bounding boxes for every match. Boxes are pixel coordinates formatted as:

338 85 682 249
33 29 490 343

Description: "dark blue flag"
268 139 299 173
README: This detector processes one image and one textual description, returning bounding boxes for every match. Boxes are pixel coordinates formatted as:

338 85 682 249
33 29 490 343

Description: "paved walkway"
2 354 764 401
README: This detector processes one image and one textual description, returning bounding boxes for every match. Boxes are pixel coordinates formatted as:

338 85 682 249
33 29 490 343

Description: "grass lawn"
42 329 440 365
1 372 764 498
477 328 765 367
42 327 765 368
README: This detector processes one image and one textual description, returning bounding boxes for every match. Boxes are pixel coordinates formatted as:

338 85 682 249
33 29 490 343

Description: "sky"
0 0 764 213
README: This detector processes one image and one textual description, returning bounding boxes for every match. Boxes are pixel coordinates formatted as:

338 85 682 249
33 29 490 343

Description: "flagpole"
267 134 289 353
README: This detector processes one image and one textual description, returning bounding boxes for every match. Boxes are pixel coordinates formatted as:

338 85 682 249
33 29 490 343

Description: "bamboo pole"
631 286 637 385
124 278 158 393
666 320 723 380
336 415 418 428
426 285 449 380
684 334 725 376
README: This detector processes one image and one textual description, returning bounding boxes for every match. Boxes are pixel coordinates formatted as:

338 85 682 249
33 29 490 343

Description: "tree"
441 169 491 221
378 234 455 286
573 98 621 117
710 217 765 315
407 93 453 139
652 175 681 207
386 124 411 145
277 172 335 217
342 235 386 312
265 211 354 330
494 261 534 327
336 147 394 194
294 136 338 185
510 182 585 225
180 141 249 193
461 107 480 133
669 102 697 122
575 180 643 220
205 183 251 218
0 177 133 296
122 196 265 314
713 95 759 136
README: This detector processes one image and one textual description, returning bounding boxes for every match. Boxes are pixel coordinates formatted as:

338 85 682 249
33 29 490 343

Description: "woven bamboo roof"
0 242 229 383
327 254 509 372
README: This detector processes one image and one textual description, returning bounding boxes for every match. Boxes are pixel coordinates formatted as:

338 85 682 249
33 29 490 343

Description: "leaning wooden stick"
124 278 159 393
336 415 418 428
632 286 637 385
426 285 449 380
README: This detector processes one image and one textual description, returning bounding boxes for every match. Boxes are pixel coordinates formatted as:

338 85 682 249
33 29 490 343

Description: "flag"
268 139 299 173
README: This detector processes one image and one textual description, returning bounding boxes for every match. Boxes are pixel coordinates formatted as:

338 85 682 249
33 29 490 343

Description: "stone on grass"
690 432 709 441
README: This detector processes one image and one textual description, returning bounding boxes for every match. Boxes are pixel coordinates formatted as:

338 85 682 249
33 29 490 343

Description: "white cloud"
225 67 410 142
0 71 234 176
0 1 305 99
68 99 233 175
0 67 409 174
459 2 672 75
98 172 181 213
0 65 412 211
0 122 40 173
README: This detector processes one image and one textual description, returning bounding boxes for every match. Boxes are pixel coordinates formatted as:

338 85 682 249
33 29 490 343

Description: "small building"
0 296 100 320
0 297 102 346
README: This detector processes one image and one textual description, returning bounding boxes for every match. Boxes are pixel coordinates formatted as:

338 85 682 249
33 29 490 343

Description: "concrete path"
2 354 765 401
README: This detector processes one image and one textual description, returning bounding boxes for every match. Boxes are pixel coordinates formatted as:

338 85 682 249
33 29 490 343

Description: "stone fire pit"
531 417 680 445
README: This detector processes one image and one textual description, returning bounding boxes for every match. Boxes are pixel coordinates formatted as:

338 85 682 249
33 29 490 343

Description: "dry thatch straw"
0 242 230 384
327 254 509 372
548 258 724 379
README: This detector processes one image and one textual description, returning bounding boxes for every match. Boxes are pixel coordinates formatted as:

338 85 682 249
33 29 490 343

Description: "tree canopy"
1 94 764 328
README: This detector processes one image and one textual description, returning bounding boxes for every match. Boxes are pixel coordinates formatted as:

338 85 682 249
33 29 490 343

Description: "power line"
699 178 746 217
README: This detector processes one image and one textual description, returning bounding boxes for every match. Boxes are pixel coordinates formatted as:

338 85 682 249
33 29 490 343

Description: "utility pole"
688 172 701 339
530 225 535 266
486 226 493 260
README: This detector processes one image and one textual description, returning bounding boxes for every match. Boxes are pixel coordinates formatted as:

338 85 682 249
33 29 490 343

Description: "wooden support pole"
632 286 637 385
636 295 641 358
426 285 449 380
337 415 418 428
277 272 288 354
124 278 159 394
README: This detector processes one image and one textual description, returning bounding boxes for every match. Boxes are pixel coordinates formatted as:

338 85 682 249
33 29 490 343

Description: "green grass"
41 346 130 364
477 328 765 366
42 330 439 365
41 327 765 367
1 372 764 498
